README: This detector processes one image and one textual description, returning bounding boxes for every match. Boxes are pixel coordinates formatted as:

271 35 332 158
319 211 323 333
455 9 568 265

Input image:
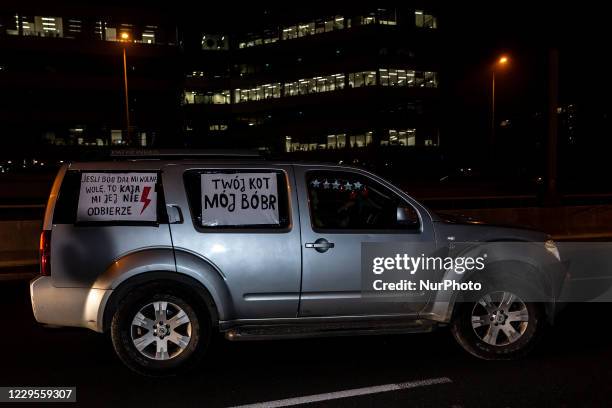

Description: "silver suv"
31 153 564 375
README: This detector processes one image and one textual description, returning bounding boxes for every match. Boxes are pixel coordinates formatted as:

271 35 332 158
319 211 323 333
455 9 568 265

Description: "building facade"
0 3 441 162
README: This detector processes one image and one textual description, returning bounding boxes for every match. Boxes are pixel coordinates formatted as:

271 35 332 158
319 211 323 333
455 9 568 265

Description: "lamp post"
545 48 559 205
491 55 509 148
120 32 131 144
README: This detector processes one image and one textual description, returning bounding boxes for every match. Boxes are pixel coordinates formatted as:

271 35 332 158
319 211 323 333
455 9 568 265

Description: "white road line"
229 377 452 408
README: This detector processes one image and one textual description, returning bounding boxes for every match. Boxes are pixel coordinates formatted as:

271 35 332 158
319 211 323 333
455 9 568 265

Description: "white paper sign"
77 172 158 222
201 172 279 226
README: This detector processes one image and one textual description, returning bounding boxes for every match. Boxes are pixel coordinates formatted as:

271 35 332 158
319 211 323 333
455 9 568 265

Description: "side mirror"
396 206 419 227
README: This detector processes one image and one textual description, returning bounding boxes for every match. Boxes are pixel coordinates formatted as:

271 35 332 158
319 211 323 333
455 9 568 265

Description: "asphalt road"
2 279 611 408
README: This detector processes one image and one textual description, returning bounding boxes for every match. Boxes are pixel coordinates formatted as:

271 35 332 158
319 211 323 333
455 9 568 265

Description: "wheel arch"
99 248 235 332
423 239 559 324
101 271 222 333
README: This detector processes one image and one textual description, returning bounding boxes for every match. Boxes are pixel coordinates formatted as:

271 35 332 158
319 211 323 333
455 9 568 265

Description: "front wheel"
451 291 545 360
111 286 211 376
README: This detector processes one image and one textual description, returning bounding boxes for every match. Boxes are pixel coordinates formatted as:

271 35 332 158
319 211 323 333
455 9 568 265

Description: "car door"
295 165 435 317
163 163 302 320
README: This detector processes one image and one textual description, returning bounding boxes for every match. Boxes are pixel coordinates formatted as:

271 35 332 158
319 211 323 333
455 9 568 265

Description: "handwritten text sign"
77 172 157 222
201 172 279 226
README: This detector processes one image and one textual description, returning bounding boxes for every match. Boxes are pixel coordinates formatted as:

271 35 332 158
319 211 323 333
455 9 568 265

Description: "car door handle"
305 238 334 253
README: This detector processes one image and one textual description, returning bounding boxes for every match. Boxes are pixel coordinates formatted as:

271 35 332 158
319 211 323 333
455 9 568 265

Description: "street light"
491 55 509 149
120 32 131 144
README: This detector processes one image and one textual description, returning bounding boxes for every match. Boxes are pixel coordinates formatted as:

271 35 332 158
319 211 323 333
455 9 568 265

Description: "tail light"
39 230 51 276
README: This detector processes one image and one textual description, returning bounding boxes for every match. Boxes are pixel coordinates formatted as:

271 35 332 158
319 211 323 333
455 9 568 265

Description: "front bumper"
30 276 111 333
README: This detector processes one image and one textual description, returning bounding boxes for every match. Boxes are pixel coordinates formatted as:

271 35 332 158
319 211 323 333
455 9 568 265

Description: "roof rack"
110 148 265 159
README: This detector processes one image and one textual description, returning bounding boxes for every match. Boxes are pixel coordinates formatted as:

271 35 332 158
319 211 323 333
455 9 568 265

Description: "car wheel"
451 290 544 360
111 286 211 376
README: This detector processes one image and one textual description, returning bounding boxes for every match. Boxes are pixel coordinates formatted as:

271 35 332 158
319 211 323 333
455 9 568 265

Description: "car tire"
451 291 545 360
111 284 211 376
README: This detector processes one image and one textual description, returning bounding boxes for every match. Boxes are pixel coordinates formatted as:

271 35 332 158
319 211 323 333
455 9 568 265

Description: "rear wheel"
451 290 544 360
111 286 211 376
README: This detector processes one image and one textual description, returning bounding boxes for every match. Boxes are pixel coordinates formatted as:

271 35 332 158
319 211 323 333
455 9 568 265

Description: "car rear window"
53 170 167 225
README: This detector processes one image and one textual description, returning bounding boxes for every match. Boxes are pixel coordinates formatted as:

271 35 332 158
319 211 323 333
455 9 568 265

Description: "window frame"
53 169 167 227
304 169 422 234
183 168 292 233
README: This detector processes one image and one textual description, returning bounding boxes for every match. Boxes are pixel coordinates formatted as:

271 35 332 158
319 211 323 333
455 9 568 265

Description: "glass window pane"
366 71 376 86
379 69 388 86
306 171 419 230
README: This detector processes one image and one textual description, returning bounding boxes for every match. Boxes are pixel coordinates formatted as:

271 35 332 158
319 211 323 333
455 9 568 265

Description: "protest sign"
77 172 158 222
201 172 279 226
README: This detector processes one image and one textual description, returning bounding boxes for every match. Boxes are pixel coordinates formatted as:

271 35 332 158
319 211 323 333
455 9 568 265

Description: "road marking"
229 377 452 408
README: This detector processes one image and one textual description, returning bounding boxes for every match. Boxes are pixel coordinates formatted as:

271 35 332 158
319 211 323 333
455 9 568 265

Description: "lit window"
333 16 345 30
415 11 437 28
141 26 156 44
285 136 292 152
315 20 325 34
298 78 315 95
284 82 299 96
105 27 117 41
111 130 123 145
424 71 438 88
379 68 389 86
94 21 103 39
6 14 19 35
397 69 407 86
184 91 196 104
297 22 315 37
239 15 346 48
235 84 281 103
209 123 228 131
349 71 377 88
383 129 416 146
325 133 348 149
415 71 425 87
184 90 230 104
360 14 376 25
349 131 373 148
282 26 298 40
212 90 231 104
327 135 337 149
17 16 64 38
406 70 416 86
187 71 205 78
64 18 82 39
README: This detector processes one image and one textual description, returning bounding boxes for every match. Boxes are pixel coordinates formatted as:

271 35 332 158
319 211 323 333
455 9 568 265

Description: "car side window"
306 170 420 231
183 169 291 230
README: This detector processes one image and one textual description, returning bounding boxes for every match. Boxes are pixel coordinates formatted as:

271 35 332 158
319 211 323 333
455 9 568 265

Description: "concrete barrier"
1 204 611 269
0 220 41 267
439 205 612 240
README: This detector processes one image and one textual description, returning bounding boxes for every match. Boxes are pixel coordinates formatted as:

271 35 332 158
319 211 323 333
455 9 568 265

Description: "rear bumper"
30 276 111 333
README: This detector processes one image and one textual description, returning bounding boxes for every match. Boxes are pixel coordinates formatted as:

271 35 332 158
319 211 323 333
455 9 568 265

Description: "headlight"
544 239 560 261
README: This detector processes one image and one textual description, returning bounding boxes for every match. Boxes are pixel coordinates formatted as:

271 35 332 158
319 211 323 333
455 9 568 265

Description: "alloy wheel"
130 301 192 360
471 291 529 346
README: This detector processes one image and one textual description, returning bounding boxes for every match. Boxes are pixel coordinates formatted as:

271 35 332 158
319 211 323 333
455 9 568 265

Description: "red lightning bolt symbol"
140 186 152 214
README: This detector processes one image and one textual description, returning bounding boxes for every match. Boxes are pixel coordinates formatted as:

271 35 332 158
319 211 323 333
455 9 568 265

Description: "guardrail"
2 198 612 273
0 204 46 221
